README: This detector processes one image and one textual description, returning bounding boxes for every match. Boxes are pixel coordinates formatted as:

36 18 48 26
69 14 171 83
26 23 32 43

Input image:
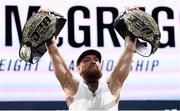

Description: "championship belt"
19 11 66 63
113 10 161 57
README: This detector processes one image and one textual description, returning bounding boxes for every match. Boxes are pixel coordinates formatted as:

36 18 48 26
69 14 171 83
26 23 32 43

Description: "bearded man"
40 6 138 111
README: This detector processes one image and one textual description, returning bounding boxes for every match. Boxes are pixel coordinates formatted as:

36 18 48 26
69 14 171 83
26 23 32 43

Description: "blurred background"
0 0 180 110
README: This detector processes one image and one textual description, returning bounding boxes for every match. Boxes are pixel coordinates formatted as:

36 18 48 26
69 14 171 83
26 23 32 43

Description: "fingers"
38 7 50 13
125 5 139 12
125 36 137 46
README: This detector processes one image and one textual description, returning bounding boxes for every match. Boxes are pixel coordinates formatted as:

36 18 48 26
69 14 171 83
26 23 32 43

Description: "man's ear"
76 65 80 71
76 65 82 77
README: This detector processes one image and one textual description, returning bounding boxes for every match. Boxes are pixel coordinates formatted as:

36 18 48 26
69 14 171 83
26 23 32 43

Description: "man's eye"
84 59 89 62
95 59 99 62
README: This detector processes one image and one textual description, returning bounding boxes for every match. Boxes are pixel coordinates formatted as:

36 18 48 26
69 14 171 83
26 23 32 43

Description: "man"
40 6 138 110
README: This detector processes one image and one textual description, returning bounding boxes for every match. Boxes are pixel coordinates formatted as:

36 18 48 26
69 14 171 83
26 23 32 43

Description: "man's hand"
46 36 56 50
38 7 55 48
38 7 64 50
38 7 56 50
124 36 137 52
38 7 50 13
126 5 139 11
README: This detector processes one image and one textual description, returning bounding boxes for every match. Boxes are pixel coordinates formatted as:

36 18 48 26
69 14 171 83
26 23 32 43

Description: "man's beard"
81 68 102 84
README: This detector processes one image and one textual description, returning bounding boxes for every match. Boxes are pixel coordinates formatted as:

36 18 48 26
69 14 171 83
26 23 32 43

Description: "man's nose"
90 60 97 65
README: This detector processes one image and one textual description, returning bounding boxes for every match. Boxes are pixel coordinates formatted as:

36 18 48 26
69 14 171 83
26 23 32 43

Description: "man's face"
77 54 102 82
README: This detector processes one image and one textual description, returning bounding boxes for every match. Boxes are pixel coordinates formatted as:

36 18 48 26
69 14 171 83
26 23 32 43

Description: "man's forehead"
82 54 98 59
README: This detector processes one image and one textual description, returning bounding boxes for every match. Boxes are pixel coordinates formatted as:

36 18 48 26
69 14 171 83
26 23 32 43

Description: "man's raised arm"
46 37 78 98
37 7 78 98
108 36 137 101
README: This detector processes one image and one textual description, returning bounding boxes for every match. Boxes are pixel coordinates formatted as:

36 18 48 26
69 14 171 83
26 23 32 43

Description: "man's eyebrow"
83 56 98 60
82 56 90 60
94 56 98 59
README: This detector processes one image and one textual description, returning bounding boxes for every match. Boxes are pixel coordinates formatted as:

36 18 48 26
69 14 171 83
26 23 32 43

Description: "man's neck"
84 79 99 93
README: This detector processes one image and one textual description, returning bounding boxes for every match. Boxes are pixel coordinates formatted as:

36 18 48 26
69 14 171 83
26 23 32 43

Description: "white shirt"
69 78 119 111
